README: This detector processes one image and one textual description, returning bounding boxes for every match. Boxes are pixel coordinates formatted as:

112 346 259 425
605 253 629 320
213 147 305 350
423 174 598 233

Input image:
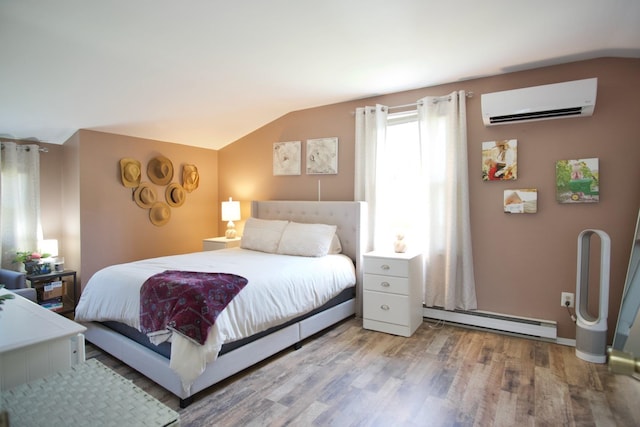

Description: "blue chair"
0 269 36 302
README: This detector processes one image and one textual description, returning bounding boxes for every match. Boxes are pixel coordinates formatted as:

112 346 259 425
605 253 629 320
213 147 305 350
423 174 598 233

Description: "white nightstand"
203 236 242 251
362 251 423 337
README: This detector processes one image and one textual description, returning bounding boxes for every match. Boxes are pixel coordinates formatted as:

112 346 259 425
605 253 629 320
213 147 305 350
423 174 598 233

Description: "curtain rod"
0 142 48 153
353 91 474 115
388 91 474 110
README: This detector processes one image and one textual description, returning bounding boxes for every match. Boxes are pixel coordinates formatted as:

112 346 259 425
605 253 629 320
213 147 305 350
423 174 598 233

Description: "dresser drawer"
364 273 410 295
363 256 409 277
363 290 410 326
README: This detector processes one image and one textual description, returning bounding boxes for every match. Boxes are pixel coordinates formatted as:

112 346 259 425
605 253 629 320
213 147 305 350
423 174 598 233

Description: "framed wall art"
273 141 301 176
556 157 599 203
306 137 338 175
482 139 518 181
504 189 538 213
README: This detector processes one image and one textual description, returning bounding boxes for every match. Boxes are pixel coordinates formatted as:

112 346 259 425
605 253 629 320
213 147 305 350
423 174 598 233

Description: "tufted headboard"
251 200 369 316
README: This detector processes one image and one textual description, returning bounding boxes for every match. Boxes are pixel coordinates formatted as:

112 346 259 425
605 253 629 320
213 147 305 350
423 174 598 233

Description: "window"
0 142 42 269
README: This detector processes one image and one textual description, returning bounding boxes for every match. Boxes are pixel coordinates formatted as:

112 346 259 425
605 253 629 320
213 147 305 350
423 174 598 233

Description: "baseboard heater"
423 306 557 340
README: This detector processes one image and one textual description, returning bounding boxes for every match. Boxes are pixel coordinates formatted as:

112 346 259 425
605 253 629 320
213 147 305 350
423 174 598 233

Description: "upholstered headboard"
251 200 369 316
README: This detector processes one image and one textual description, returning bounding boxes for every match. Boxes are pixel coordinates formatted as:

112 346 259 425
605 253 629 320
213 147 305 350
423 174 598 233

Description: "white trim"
423 307 557 340
556 337 576 347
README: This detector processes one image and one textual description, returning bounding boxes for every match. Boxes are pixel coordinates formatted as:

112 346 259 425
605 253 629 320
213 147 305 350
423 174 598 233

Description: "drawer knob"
380 304 390 310
380 264 390 270
381 281 390 287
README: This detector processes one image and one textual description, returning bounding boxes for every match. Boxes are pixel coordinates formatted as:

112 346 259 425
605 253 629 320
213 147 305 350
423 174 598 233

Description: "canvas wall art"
556 158 599 203
482 139 518 181
306 137 338 175
504 189 538 213
273 141 301 176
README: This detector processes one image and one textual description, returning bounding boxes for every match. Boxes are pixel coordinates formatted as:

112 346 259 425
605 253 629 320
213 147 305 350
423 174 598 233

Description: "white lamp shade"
221 198 241 221
40 239 59 257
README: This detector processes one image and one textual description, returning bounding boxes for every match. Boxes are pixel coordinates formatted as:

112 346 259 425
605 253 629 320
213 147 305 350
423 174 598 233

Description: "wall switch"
561 292 575 308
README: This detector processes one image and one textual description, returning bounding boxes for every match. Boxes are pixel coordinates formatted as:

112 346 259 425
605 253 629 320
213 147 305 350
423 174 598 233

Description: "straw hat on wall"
149 202 171 226
120 158 141 188
182 164 199 192
147 156 174 185
133 182 157 209
165 183 186 207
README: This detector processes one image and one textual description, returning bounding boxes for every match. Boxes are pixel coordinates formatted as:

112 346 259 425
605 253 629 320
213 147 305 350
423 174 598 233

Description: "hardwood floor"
86 318 640 426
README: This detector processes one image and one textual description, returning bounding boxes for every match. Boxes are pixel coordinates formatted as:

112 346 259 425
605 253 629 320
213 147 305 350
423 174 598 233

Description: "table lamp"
221 197 241 239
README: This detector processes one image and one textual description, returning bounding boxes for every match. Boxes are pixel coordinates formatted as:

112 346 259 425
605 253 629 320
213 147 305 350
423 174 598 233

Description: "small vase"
394 234 407 253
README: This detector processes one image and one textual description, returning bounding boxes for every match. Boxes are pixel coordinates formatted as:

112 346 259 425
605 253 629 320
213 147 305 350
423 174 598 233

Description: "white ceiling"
2 1 639 150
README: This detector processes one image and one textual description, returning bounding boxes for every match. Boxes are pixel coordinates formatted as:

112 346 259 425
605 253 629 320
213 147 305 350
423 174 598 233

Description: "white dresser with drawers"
362 251 423 337
0 288 85 391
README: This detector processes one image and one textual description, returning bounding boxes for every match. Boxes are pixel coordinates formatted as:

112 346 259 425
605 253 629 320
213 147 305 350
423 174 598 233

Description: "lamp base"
225 223 237 239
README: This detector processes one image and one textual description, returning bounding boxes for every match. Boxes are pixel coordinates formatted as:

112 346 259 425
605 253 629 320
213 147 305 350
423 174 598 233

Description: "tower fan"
575 229 611 363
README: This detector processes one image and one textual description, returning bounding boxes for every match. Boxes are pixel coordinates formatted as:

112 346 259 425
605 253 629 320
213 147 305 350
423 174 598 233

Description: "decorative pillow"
240 218 289 253
328 233 342 254
276 222 338 257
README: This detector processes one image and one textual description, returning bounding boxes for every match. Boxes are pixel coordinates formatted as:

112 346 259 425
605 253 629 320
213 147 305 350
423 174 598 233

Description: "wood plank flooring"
86 318 640 426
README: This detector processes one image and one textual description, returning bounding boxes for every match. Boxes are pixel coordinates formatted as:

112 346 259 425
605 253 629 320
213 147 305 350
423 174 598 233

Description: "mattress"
102 286 355 359
76 247 356 390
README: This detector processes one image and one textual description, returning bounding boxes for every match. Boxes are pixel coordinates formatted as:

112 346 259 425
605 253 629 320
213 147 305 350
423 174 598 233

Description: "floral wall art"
306 137 338 175
273 141 301 176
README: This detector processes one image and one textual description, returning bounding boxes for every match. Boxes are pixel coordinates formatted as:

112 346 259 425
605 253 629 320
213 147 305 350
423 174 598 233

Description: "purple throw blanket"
140 270 248 345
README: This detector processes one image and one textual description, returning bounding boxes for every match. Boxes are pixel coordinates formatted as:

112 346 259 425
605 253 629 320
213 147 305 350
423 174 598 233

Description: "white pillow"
240 218 289 253
277 222 337 257
329 233 342 254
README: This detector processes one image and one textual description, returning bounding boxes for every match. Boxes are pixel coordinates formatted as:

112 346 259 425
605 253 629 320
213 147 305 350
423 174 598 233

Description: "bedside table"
26 269 78 318
363 251 423 337
203 236 242 251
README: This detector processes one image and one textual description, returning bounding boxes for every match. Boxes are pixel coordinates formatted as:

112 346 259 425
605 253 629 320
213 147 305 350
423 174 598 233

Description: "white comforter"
76 247 356 391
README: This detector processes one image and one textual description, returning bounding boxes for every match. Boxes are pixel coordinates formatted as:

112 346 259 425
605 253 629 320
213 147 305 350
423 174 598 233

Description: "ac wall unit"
481 78 597 126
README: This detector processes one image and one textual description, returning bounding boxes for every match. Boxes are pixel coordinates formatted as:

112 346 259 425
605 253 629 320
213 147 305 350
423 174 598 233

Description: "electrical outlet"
561 292 575 308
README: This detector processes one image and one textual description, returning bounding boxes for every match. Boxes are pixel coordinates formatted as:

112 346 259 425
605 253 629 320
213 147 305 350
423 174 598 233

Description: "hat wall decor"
182 164 199 193
149 202 171 226
119 156 198 226
165 183 186 207
134 182 157 208
120 158 141 188
147 156 174 185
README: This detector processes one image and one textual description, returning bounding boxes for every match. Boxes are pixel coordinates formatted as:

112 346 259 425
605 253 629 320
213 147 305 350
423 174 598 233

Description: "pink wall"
55 130 219 285
219 57 640 340
33 57 640 341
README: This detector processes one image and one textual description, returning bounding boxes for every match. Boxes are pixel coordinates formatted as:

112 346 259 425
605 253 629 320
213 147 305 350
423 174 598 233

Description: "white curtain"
0 142 42 270
418 91 477 310
354 104 388 250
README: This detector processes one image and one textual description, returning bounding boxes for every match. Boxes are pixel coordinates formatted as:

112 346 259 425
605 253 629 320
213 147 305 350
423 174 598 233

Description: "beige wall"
219 57 640 340
33 57 640 341
46 130 220 286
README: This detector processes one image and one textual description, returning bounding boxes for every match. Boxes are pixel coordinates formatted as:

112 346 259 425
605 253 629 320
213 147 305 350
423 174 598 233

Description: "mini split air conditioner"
481 78 597 126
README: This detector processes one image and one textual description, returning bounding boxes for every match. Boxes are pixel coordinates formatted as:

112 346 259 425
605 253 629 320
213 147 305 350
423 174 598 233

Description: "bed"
76 200 368 407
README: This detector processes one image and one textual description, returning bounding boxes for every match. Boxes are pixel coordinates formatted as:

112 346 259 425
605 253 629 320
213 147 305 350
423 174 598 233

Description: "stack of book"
40 298 63 311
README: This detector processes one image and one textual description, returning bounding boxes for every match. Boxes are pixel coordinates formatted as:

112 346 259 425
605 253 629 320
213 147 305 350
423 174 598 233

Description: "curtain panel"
354 92 477 311
0 141 42 270
418 91 477 310
354 104 388 250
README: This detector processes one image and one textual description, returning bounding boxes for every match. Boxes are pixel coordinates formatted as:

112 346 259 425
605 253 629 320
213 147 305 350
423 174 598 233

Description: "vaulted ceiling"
2 1 639 150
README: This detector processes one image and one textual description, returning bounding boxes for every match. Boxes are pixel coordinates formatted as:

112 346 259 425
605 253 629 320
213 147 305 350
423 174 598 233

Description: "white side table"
363 251 423 337
0 288 86 391
203 236 242 251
